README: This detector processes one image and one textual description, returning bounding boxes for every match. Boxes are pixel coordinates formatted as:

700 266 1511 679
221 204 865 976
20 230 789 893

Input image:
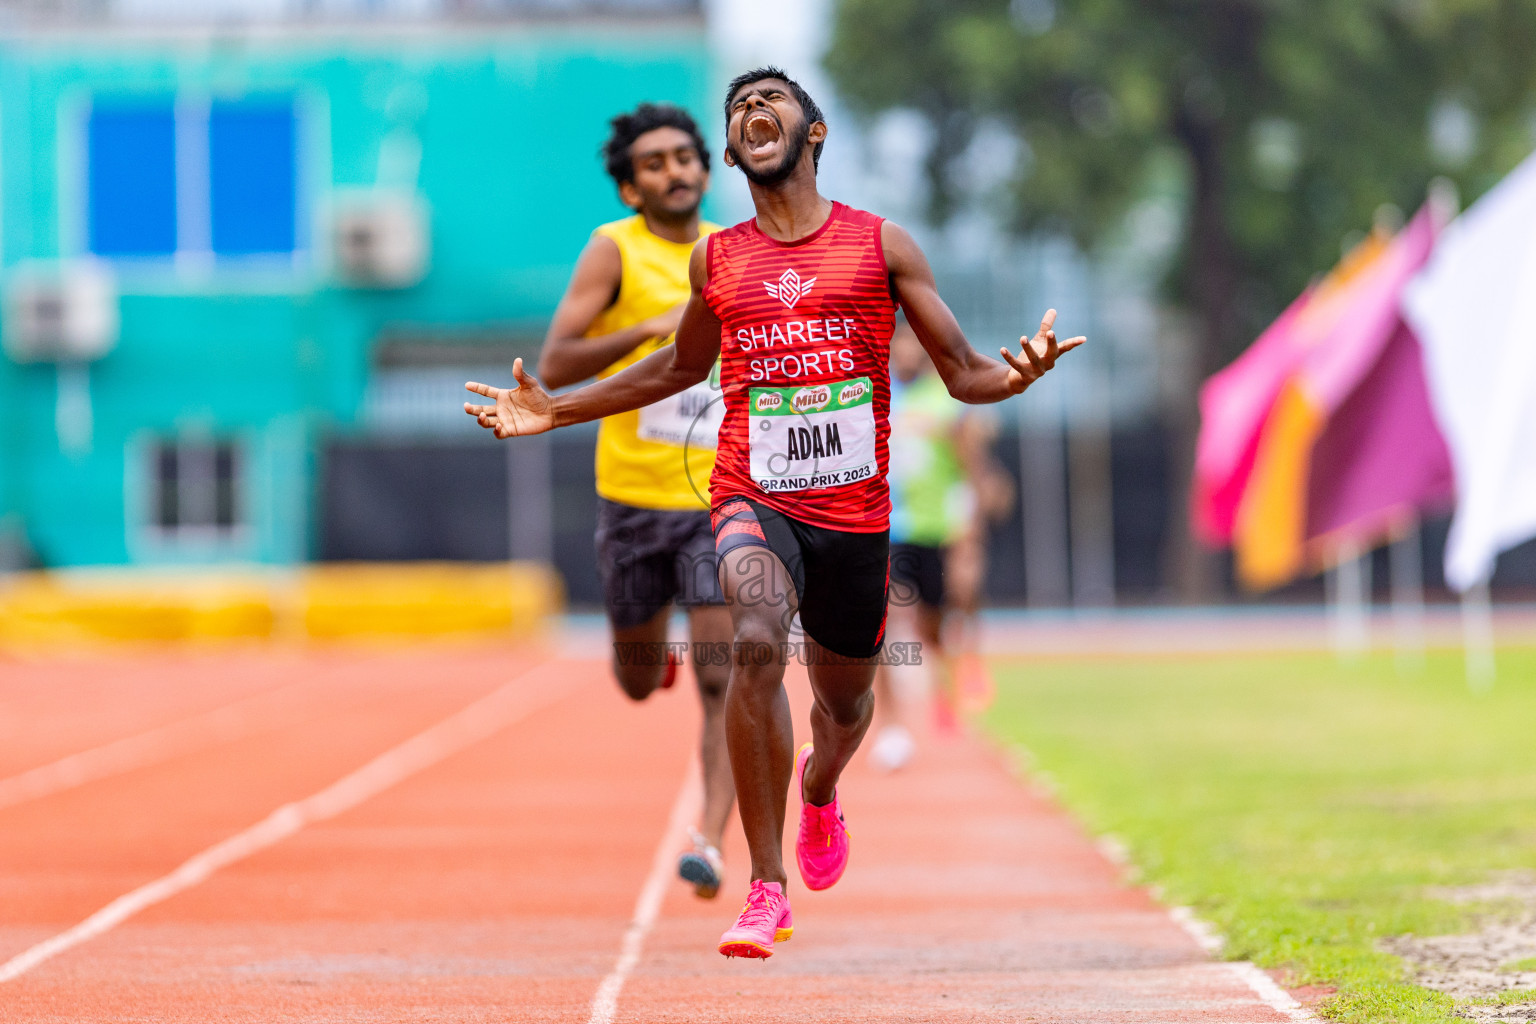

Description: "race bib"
749 377 877 493
637 364 723 449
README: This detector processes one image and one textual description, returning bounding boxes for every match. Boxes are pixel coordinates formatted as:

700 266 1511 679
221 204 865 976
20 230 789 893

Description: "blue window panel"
209 101 297 255
88 103 177 257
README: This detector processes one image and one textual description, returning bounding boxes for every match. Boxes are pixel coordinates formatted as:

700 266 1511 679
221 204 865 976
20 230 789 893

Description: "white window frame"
60 86 328 293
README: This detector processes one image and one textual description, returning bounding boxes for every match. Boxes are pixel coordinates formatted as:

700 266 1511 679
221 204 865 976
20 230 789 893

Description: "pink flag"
1192 234 1389 546
1192 290 1310 545
1195 202 1456 589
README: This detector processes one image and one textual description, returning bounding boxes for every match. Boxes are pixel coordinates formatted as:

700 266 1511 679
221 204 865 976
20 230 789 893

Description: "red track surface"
1 641 1296 1022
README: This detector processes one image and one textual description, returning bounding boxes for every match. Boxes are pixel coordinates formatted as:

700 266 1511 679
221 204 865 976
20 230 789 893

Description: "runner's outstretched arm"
465 242 721 438
535 234 687 389
883 221 1085 404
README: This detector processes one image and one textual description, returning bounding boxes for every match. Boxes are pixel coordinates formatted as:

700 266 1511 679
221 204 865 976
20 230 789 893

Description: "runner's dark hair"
722 66 825 170
602 103 711 186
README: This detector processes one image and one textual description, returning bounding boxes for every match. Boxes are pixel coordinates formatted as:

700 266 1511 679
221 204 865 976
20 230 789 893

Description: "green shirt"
887 373 972 546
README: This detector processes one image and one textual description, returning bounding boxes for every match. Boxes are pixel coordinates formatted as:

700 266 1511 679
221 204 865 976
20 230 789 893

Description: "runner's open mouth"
743 111 782 155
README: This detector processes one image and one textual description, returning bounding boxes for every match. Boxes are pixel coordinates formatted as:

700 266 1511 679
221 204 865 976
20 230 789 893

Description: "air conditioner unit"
2 260 119 364
332 191 430 289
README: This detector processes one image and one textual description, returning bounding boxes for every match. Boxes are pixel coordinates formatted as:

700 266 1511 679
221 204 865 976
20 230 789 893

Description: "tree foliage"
826 0 1536 371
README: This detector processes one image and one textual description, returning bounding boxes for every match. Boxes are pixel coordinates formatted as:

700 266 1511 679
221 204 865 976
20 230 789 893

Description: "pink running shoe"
794 742 850 891
717 880 793 958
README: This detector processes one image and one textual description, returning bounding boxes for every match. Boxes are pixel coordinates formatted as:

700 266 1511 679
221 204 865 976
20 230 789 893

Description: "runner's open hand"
1000 309 1086 394
464 359 556 438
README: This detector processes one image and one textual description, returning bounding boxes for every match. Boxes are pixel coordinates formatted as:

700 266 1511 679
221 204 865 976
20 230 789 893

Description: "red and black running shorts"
710 496 889 659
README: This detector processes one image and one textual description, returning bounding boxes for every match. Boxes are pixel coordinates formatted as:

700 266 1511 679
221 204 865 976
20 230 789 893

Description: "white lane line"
1167 905 1315 1021
587 757 702 1024
1226 960 1314 1022
1004 747 1314 1022
0 681 322 811
0 660 572 984
1167 904 1224 954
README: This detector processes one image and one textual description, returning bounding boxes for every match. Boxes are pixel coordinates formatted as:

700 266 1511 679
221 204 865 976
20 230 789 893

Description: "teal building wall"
0 23 712 568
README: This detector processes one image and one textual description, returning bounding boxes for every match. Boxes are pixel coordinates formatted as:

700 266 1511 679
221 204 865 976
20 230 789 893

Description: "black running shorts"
711 497 889 659
890 542 946 610
594 497 724 630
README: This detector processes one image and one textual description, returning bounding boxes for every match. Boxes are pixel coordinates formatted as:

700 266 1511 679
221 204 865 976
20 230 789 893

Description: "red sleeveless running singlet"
703 202 897 532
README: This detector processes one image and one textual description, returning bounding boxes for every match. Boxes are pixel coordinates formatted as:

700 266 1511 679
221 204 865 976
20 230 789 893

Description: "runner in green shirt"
871 323 1011 769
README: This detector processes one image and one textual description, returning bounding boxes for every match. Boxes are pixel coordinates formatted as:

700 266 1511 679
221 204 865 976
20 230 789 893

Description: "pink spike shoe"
795 742 850 891
717 879 793 958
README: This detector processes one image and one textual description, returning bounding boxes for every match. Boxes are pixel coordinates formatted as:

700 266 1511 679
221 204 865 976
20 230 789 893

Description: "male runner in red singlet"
464 66 1084 960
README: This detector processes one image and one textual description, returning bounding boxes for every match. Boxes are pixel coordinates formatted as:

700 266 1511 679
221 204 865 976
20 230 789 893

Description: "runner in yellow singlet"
536 103 733 899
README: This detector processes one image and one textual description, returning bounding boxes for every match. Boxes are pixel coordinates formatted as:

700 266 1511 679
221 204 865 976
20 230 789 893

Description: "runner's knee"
694 661 729 702
611 661 663 702
816 687 874 729
728 616 787 683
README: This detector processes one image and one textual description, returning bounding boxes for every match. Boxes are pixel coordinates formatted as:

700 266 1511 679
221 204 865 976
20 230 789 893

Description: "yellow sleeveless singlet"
589 214 720 510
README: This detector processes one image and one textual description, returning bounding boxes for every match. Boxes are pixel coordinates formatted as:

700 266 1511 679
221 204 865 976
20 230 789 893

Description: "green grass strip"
983 646 1536 1024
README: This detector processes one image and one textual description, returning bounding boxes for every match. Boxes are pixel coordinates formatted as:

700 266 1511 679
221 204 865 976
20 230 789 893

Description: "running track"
0 639 1305 1022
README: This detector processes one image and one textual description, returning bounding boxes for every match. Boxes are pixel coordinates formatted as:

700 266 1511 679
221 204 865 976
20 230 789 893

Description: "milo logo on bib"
748 376 879 494
791 385 831 413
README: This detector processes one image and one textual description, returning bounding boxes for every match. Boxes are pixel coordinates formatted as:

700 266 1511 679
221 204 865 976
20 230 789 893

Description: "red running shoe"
957 652 995 712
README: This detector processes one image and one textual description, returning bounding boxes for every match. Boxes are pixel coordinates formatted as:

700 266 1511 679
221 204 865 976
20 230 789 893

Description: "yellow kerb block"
0 563 562 646
0 572 275 644
299 563 562 640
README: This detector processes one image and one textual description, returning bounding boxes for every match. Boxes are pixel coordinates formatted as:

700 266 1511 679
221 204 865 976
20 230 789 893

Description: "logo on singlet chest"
763 268 818 310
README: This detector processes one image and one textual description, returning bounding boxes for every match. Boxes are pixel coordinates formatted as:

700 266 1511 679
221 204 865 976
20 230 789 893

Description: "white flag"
1403 152 1536 591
